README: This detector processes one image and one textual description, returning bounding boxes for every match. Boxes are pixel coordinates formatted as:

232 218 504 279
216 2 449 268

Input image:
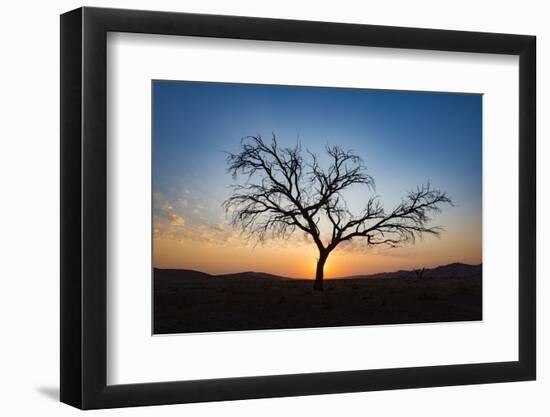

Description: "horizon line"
153 261 482 280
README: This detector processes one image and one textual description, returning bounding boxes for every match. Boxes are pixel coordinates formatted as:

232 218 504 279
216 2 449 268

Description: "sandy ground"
153 268 482 334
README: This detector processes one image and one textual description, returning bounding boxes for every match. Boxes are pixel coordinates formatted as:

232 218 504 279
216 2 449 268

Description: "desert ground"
153 263 482 334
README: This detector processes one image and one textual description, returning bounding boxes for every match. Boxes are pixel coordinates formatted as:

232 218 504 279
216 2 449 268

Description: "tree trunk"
314 251 328 291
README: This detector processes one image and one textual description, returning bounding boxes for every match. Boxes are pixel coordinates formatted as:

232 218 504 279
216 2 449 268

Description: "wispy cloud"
154 190 321 250
169 213 185 227
154 192 239 246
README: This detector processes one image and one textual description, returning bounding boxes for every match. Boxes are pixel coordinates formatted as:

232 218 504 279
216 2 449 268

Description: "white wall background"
0 0 546 415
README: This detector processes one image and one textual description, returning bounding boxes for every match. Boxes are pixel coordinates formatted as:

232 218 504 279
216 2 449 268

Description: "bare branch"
223 135 453 258
339 183 453 247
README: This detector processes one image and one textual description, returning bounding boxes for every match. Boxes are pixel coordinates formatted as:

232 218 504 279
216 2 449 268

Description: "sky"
152 80 482 278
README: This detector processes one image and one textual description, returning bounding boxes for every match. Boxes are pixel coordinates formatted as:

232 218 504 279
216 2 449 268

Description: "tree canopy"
224 134 452 290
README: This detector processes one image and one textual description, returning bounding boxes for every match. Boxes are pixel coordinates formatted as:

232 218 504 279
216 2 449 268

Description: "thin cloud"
169 213 185 227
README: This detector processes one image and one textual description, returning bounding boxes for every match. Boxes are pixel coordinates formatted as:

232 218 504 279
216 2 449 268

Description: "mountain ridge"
155 262 482 281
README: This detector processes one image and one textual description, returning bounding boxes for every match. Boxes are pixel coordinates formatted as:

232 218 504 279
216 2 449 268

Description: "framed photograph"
60 6 536 409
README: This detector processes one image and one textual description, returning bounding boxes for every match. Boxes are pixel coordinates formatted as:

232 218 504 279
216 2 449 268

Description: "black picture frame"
60 6 536 410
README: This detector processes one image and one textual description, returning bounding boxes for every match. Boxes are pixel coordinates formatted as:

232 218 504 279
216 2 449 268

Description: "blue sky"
152 80 482 276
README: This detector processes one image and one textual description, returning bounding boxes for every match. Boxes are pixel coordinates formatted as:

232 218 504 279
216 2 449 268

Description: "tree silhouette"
414 267 426 279
224 135 452 291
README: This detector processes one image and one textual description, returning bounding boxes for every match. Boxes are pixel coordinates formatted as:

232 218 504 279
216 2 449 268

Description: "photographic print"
152 81 482 335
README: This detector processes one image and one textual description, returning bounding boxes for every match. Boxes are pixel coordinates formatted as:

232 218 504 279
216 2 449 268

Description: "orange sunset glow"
153 214 481 279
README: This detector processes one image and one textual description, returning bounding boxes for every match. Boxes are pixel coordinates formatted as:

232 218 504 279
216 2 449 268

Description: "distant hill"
340 262 482 280
154 262 481 282
216 271 293 280
156 268 290 279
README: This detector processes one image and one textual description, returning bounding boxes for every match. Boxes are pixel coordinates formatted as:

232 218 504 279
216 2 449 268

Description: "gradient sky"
152 80 482 278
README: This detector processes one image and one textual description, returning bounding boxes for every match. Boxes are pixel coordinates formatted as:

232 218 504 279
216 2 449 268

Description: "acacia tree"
224 135 452 291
